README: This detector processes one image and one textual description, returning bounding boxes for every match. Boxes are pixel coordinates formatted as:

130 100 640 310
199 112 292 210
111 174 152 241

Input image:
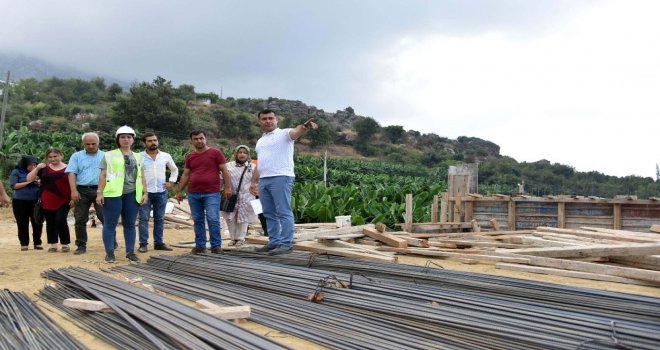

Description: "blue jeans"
259 176 294 248
138 192 168 245
102 192 139 254
187 192 221 249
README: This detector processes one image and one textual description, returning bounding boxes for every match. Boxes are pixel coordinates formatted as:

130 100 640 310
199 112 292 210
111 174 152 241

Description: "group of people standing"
5 108 317 260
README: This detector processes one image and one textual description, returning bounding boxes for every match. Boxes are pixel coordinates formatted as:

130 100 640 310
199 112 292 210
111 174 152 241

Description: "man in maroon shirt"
177 130 232 254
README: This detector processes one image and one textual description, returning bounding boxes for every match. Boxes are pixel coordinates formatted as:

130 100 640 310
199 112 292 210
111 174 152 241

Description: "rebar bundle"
113 252 660 350
0 289 87 350
37 267 291 350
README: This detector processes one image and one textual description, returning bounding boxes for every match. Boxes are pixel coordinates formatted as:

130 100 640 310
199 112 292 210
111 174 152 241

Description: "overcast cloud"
2 0 658 178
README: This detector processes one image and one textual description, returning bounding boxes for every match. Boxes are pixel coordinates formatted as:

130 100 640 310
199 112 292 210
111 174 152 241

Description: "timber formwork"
445 195 660 232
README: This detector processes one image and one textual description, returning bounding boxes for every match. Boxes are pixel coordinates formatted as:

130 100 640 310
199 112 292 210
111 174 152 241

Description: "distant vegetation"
2 76 658 210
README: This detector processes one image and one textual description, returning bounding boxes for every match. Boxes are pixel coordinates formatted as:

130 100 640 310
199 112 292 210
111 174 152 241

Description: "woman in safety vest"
96 126 147 263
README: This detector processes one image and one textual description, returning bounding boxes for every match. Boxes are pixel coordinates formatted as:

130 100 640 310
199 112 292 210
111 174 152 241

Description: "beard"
149 144 159 150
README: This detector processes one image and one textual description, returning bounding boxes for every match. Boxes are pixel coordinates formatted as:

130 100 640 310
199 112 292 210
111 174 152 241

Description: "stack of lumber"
164 198 193 228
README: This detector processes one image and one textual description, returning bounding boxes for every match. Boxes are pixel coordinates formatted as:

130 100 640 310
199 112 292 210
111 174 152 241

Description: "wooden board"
495 263 659 286
499 242 660 258
362 228 408 248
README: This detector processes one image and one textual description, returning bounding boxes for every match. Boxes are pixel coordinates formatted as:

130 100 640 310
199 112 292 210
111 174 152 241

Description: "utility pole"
0 71 10 147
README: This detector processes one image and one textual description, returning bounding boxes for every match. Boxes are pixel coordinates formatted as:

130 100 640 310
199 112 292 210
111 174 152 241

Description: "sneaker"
154 243 173 251
61 245 70 253
74 246 87 255
126 253 140 262
138 244 148 253
34 245 44 250
254 244 277 253
21 246 28 251
48 247 58 253
268 245 293 256
105 252 116 263
190 247 205 255
210 247 223 254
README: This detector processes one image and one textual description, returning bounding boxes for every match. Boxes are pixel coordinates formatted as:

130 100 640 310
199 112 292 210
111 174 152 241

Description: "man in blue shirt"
138 132 178 252
66 132 105 254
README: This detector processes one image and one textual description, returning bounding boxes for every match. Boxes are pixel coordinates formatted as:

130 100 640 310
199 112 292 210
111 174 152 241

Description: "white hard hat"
115 125 136 137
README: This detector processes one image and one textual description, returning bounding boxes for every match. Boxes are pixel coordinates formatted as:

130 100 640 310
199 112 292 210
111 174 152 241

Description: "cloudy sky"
3 0 659 178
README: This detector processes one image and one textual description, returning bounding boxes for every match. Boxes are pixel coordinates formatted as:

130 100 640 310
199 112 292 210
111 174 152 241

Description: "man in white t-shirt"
250 109 317 255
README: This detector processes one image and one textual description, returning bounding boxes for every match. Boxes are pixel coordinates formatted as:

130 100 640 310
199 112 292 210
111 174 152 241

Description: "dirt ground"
1 208 659 349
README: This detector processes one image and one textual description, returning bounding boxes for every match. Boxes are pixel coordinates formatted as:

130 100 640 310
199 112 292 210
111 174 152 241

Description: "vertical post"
323 150 327 188
0 71 10 148
508 199 516 230
465 199 474 222
453 194 462 223
557 202 566 228
405 193 413 232
613 203 622 230
431 195 439 223
440 192 448 223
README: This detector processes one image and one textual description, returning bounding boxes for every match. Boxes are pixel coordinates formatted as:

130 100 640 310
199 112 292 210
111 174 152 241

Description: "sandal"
47 247 58 253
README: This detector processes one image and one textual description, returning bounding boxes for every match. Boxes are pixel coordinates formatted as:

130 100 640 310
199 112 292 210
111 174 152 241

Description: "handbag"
33 197 45 224
221 166 248 213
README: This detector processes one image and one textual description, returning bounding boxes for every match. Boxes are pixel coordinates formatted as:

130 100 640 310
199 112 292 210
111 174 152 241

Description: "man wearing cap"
249 109 318 255
137 132 177 253
67 132 105 255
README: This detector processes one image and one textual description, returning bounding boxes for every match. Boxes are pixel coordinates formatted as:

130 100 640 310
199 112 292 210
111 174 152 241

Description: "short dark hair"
190 130 206 139
257 109 275 118
142 132 157 143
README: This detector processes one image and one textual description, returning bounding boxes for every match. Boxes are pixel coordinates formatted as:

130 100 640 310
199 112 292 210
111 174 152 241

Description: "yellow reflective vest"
103 149 144 202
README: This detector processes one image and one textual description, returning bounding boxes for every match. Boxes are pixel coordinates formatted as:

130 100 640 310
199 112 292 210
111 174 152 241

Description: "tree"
383 125 406 144
112 76 192 137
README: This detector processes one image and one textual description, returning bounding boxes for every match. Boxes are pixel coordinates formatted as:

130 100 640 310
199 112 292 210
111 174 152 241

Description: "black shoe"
210 247 223 254
138 244 148 253
34 245 44 250
254 245 277 253
74 246 86 255
154 243 173 251
105 252 116 263
126 253 140 262
190 247 205 255
268 245 293 256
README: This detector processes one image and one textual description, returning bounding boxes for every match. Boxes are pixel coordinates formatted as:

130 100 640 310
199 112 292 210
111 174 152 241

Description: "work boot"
138 244 148 253
254 244 277 253
74 246 86 255
268 245 293 256
154 243 173 251
126 253 140 262
105 252 116 263
190 247 205 255
210 247 223 254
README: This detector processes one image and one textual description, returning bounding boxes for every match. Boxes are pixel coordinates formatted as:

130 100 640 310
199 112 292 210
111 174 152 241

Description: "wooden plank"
489 219 500 231
405 193 413 233
536 227 660 243
294 224 375 241
454 194 462 223
499 242 660 258
465 201 474 222
431 195 439 223
440 192 448 223
313 233 365 240
613 203 622 230
63 299 112 312
580 226 660 239
196 300 251 320
508 200 516 230
394 235 429 248
377 247 530 264
495 263 659 286
362 228 408 248
557 202 565 228
432 240 522 249
493 253 660 282
295 241 397 262
651 225 660 233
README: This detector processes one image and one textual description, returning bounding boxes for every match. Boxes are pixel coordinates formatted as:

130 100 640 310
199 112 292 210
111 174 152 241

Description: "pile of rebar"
113 252 660 350
37 267 291 350
0 289 87 350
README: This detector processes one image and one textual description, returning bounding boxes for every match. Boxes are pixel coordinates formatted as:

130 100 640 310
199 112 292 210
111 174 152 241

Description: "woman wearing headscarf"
221 145 257 247
27 148 72 252
9 155 43 251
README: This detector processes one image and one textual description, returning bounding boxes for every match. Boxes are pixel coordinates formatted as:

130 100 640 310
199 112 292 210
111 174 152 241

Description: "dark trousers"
12 199 43 247
74 186 104 247
43 203 71 245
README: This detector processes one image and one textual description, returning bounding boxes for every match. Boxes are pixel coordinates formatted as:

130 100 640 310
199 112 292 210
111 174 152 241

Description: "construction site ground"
1 209 659 349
